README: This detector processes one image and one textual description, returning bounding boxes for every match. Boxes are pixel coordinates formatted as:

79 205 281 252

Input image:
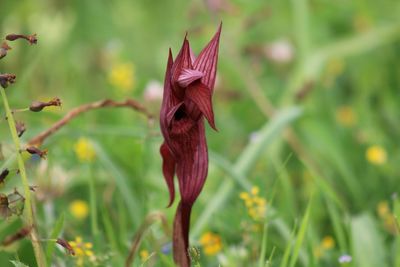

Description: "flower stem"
0 88 47 267
89 165 99 237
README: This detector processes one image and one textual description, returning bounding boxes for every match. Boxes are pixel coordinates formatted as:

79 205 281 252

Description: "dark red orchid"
160 24 221 267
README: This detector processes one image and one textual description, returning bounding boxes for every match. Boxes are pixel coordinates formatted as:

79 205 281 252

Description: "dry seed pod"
6 34 37 45
0 73 16 88
56 238 75 255
2 225 33 246
26 146 48 159
29 98 62 112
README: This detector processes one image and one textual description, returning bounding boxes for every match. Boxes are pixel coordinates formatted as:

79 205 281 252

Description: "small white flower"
338 254 352 264
143 80 163 102
264 39 294 64
249 131 260 143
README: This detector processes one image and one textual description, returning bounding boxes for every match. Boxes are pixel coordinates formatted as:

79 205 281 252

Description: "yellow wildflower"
239 192 249 200
321 236 335 250
199 232 222 256
140 249 149 262
377 201 397 234
74 137 96 163
313 246 323 259
377 201 389 218
69 200 89 220
314 235 335 259
336 106 356 127
326 58 345 77
251 186 259 195
366 145 387 165
108 62 135 93
69 236 95 266
239 186 267 221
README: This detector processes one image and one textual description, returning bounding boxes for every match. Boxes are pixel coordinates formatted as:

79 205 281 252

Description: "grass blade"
289 197 312 267
258 222 269 267
192 107 302 238
93 142 142 227
279 222 298 267
45 213 65 265
351 213 388 267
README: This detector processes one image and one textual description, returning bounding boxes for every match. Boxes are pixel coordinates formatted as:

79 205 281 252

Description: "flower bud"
6 33 37 45
16 121 26 137
0 42 11 59
29 97 62 112
0 73 16 88
0 169 9 184
26 146 48 159
2 225 33 246
56 238 75 256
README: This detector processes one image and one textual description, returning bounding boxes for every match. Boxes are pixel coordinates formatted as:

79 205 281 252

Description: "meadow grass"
1 0 400 266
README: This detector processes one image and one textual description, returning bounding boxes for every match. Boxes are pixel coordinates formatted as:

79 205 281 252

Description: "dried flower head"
57 238 76 256
16 121 26 137
6 33 38 45
1 225 33 246
0 169 10 184
3 226 31 244
0 42 12 59
0 190 25 219
0 73 16 88
26 146 48 159
29 97 62 112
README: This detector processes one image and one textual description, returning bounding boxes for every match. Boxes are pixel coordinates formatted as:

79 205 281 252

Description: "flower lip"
177 69 204 88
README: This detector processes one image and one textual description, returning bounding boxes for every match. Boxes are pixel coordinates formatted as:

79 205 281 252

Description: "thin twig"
28 98 153 146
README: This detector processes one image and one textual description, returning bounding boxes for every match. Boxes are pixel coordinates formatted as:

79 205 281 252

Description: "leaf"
46 213 65 265
279 222 298 267
93 142 141 227
289 197 312 267
351 213 388 267
10 260 29 267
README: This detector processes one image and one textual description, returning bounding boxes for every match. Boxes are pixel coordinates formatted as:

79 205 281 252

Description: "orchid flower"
159 24 221 266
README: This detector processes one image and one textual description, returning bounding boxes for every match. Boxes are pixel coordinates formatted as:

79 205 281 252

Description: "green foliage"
1 0 400 266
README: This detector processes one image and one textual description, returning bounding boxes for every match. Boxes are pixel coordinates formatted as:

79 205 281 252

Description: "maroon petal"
185 82 216 130
177 69 204 88
174 120 209 203
160 143 176 207
160 49 175 137
193 23 222 92
173 201 192 267
171 36 193 92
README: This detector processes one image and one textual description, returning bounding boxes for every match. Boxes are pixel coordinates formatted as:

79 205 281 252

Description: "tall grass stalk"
1 88 47 267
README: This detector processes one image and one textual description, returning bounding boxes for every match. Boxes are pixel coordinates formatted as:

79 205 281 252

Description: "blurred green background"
1 0 400 266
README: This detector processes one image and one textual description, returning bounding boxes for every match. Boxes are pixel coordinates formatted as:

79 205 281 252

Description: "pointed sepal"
160 143 176 207
193 23 222 92
185 82 217 130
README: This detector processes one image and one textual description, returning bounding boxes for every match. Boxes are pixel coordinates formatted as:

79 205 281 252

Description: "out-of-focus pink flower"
143 80 163 102
264 39 294 64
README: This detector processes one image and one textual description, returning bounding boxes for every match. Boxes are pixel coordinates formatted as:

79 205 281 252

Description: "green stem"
1 88 47 267
89 165 99 236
